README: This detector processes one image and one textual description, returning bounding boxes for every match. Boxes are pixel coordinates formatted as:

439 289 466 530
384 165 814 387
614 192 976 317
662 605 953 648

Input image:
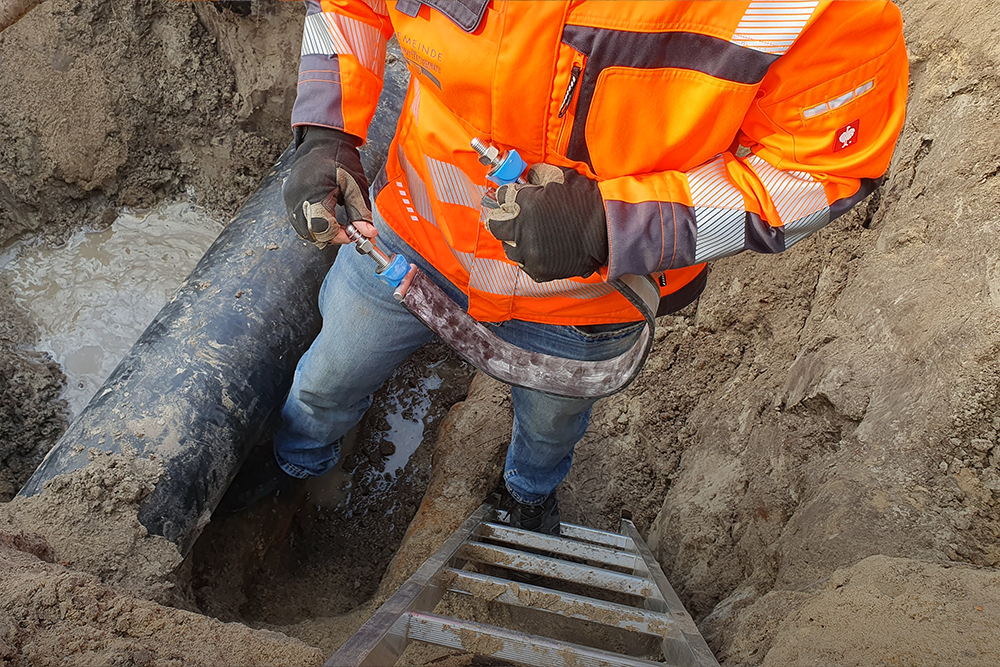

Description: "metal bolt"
345 222 392 272
471 137 501 167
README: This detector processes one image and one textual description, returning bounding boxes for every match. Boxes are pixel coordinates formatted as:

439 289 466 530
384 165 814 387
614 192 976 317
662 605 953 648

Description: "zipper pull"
558 64 581 118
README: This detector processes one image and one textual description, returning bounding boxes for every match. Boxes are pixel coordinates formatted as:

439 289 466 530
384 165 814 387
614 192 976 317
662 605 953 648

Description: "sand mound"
715 555 1000 666
0 532 322 666
6 448 186 606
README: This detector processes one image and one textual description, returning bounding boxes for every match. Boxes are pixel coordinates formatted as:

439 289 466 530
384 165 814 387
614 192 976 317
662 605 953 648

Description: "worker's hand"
282 126 375 248
483 164 608 283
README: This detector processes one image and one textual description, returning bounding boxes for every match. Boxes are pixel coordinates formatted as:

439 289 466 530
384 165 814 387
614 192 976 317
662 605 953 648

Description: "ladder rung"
443 568 681 638
494 511 636 550
458 543 653 597
477 522 639 569
560 522 637 551
401 610 667 667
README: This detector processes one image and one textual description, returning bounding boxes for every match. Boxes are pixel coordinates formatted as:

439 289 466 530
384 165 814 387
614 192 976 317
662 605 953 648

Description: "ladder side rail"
619 519 721 667
325 503 494 667
404 611 669 667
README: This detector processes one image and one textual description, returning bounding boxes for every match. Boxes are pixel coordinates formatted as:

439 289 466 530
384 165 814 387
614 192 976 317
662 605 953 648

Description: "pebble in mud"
342 452 360 474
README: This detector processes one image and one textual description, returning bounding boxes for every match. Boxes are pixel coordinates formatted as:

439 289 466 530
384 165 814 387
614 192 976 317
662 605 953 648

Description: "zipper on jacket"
555 53 585 156
558 64 581 118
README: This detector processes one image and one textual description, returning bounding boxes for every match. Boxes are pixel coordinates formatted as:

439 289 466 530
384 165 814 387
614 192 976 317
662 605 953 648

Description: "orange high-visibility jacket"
291 0 907 326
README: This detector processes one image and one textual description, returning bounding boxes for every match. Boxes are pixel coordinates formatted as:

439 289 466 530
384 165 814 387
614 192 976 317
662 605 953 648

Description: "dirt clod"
6 448 186 605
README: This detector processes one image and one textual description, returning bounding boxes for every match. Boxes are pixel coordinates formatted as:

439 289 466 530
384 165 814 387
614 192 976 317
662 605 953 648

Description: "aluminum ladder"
326 503 720 667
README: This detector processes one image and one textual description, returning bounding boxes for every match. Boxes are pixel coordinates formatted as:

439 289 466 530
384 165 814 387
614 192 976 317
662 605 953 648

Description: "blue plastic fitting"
488 149 528 186
377 253 410 288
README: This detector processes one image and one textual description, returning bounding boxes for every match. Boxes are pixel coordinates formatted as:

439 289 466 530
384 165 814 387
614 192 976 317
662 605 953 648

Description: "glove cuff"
295 125 363 150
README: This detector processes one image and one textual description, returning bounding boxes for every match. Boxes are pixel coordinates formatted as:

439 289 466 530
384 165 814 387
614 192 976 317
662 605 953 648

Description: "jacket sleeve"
290 0 394 142
599 2 908 282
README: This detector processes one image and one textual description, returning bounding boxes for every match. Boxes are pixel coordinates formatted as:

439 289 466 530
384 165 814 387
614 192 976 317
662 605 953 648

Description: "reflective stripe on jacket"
291 0 908 326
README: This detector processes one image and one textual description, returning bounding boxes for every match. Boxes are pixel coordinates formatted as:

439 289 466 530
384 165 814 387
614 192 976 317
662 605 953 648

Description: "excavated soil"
0 281 66 501
0 0 303 503
4 0 1000 664
5 448 186 606
0 450 324 666
0 526 323 667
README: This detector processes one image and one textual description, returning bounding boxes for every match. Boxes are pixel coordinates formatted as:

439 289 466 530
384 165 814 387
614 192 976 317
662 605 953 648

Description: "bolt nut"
478 145 500 166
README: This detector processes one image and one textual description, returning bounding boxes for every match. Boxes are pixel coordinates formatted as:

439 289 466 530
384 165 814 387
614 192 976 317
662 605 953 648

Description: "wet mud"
191 342 476 626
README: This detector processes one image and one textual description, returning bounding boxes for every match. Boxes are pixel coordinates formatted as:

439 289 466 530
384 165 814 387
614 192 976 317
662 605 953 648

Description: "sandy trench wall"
553 0 1000 662
0 0 303 244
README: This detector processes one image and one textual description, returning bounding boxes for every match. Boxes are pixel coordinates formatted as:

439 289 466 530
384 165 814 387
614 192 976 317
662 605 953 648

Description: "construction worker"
275 0 907 534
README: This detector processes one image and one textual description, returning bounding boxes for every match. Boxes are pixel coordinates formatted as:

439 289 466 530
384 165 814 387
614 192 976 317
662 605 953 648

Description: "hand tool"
343 221 410 286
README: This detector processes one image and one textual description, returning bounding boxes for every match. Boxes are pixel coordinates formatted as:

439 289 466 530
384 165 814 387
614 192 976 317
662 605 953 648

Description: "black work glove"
483 164 609 283
282 126 374 248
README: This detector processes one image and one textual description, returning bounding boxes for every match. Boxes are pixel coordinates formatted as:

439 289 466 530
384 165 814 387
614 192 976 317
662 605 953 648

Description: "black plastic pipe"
17 152 334 555
18 44 410 556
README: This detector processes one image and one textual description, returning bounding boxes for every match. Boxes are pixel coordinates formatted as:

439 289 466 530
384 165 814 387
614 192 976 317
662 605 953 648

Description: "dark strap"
393 0 489 31
656 265 708 317
395 269 658 399
395 0 422 17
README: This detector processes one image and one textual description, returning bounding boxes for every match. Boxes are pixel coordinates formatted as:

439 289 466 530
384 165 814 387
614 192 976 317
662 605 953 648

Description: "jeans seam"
504 469 546 506
507 486 545 505
274 453 310 479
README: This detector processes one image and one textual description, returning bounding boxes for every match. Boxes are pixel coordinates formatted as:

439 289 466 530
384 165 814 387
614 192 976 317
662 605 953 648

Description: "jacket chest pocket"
392 2 502 131
584 67 758 178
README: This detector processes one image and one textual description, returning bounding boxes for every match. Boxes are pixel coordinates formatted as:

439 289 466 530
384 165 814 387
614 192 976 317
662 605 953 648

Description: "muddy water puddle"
310 365 448 514
382 371 444 481
0 202 224 416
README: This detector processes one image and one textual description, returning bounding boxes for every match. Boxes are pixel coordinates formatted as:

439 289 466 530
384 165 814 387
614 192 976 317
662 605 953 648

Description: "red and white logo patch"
834 119 860 152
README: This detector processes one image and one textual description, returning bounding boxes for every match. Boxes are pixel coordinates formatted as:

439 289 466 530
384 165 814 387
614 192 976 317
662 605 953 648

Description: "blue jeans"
274 209 642 505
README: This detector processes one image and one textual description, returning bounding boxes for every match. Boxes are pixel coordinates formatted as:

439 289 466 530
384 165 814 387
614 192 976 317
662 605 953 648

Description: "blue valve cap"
487 149 528 186
377 253 410 288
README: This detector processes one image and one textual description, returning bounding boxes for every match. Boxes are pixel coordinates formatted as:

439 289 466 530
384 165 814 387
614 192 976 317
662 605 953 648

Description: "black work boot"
214 449 305 519
506 489 561 536
496 488 561 584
